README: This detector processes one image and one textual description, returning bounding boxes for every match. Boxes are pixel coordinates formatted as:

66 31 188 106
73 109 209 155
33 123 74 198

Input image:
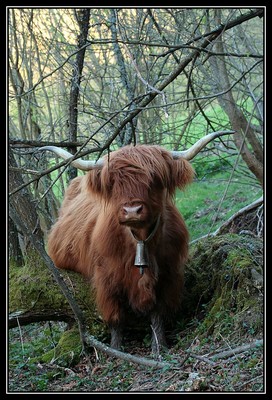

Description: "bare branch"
9 138 88 149
210 340 263 361
84 334 170 369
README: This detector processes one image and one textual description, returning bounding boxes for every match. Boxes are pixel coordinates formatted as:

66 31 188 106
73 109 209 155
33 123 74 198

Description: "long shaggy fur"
47 145 194 345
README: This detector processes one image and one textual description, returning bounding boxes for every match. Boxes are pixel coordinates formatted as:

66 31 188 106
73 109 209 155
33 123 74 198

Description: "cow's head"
86 145 194 231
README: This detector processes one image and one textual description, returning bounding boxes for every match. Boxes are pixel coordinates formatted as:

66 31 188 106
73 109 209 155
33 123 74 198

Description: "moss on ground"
179 233 263 344
35 327 82 367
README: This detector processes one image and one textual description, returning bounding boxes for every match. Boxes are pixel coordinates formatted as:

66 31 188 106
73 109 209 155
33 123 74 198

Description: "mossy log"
9 251 105 338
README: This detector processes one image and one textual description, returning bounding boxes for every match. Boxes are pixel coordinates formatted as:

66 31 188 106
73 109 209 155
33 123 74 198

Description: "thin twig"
236 374 263 390
256 204 264 237
16 317 25 357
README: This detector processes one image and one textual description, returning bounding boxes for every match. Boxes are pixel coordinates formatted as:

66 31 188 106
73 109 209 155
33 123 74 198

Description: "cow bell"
134 241 149 274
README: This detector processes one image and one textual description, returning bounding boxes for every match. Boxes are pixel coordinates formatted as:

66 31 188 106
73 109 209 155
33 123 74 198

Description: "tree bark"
9 310 74 329
109 9 136 145
68 8 90 181
9 144 44 245
209 10 263 186
9 216 24 267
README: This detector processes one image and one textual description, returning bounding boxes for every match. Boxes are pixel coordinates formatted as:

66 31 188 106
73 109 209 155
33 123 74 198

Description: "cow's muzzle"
119 203 148 226
123 205 143 219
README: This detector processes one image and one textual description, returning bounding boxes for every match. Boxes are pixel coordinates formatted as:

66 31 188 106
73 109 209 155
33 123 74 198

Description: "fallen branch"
180 339 263 368
84 333 171 369
191 196 263 244
210 339 263 361
185 351 217 366
212 196 263 236
8 310 74 329
84 337 263 370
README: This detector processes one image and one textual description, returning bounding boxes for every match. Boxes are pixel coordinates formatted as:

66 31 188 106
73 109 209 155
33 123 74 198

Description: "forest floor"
8 196 265 394
8 326 264 393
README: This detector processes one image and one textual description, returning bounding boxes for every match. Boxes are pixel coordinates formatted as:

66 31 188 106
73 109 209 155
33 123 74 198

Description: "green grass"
175 171 262 241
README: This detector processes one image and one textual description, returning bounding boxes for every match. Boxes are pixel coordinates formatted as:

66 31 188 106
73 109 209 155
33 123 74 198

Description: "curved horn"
38 146 104 171
171 130 235 161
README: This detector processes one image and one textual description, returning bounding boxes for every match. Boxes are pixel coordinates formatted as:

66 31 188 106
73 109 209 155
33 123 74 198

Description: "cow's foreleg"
93 272 124 349
150 312 167 353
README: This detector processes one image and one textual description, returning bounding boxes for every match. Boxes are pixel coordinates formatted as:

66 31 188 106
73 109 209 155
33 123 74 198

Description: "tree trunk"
209 10 263 186
68 8 90 181
9 216 24 267
109 9 136 145
9 144 44 248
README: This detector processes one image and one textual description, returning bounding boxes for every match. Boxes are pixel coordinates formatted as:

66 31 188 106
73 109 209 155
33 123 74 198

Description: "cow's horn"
171 130 235 161
38 146 104 170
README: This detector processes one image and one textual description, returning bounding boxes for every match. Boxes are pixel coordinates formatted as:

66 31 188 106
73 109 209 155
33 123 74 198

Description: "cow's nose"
123 205 143 216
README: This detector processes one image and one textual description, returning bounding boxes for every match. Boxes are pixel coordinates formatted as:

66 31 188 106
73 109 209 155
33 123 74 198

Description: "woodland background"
8 7 264 393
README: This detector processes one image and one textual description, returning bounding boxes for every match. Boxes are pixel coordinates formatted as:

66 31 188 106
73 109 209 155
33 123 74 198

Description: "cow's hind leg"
109 324 123 349
151 312 167 354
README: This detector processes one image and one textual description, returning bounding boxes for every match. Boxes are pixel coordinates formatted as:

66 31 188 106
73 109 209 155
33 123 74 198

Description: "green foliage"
9 322 66 391
192 155 231 178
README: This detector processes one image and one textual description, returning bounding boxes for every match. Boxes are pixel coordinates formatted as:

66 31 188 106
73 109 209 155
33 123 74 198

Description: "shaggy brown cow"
40 131 232 351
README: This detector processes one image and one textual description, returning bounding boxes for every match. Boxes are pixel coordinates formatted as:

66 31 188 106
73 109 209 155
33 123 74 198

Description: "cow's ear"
86 169 103 193
171 158 195 192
